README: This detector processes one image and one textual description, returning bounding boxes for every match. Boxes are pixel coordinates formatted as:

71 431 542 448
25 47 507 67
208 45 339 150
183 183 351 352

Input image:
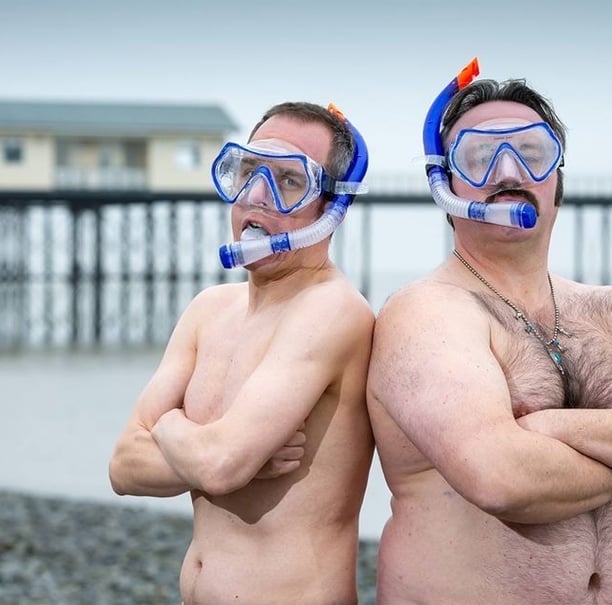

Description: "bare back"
180 274 374 604
368 272 612 605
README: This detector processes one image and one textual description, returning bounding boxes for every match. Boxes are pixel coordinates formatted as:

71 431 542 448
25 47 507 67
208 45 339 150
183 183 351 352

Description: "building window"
3 138 24 164
98 142 123 168
175 140 201 170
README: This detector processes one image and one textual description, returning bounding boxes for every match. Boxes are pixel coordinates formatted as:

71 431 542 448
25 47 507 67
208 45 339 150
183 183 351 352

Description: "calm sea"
0 344 393 541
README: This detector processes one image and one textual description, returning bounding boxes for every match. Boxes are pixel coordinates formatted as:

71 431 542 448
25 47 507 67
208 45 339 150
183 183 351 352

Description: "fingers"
272 460 301 475
254 458 301 480
284 430 306 447
253 425 308 480
274 445 305 461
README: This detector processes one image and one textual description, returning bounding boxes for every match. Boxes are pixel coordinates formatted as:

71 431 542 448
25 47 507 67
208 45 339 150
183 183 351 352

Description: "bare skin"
367 101 612 605
109 114 374 605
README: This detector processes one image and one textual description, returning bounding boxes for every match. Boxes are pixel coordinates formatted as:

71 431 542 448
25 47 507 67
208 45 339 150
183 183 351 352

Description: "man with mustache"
109 101 374 604
367 75 612 604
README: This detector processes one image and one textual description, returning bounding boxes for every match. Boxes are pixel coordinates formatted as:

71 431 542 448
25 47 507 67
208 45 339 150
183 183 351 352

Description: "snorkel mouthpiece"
423 57 537 229
220 232 292 269
218 104 369 269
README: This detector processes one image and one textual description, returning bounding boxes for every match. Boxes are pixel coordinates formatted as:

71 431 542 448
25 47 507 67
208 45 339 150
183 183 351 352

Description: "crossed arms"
110 282 372 498
367 282 612 525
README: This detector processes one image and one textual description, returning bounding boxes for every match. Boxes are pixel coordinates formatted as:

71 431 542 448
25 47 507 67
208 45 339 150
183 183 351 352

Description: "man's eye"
518 146 543 165
280 175 300 188
466 150 491 168
238 159 258 178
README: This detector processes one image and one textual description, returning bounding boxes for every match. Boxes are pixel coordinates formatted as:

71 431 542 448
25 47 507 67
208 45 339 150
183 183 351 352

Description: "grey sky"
1 0 611 181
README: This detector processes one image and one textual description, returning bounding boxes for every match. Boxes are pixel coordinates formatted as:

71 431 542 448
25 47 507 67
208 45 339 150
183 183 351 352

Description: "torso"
179 279 373 605
371 279 612 605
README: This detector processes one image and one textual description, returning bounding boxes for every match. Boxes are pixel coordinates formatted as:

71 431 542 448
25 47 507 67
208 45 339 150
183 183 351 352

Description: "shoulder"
174 282 247 332
377 274 484 329
188 281 247 312
555 275 612 305
297 273 373 326
277 274 374 359
556 276 612 324
371 273 494 378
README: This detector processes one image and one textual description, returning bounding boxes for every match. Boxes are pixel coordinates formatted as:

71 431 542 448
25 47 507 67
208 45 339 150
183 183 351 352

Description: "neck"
452 242 550 307
454 217 553 273
452 248 571 376
247 256 334 310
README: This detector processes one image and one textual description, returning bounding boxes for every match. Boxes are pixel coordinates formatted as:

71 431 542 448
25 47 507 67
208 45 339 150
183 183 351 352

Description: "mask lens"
448 122 563 188
213 146 244 201
212 142 322 213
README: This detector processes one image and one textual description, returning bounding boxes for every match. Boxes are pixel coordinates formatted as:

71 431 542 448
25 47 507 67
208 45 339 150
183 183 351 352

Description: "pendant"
548 349 566 375
549 338 566 353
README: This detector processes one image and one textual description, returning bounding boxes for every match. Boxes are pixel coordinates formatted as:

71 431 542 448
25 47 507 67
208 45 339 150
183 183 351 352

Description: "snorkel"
218 104 368 269
423 57 537 229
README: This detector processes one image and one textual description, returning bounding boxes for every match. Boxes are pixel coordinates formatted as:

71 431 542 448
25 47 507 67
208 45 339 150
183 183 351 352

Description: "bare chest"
183 314 276 424
485 292 612 415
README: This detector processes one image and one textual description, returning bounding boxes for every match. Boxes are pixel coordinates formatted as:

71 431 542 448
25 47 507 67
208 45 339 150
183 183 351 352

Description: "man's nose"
488 152 523 187
245 174 274 208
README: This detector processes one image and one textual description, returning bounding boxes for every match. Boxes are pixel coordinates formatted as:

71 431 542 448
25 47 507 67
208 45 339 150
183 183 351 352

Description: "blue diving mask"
448 121 564 189
422 57 541 229
212 139 367 215
216 103 369 268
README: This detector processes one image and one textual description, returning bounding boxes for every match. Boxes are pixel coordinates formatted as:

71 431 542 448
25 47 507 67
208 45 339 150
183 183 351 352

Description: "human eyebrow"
274 165 307 188
238 156 258 174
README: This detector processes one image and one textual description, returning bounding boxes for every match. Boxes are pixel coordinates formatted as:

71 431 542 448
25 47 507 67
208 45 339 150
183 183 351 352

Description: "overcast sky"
1 0 611 185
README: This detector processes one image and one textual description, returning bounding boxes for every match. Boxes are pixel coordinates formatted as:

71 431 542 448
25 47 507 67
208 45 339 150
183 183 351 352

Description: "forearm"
460 426 612 524
152 409 232 495
496 452 612 524
109 427 190 497
518 408 612 467
152 409 274 495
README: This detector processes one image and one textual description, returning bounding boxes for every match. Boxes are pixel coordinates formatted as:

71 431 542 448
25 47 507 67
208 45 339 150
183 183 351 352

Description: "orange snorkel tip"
457 57 480 90
327 102 345 121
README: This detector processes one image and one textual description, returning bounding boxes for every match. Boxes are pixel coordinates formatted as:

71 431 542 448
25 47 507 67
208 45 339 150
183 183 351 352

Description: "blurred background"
0 0 611 595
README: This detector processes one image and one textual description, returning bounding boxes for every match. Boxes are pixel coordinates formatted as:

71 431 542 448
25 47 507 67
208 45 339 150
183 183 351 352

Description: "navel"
588 571 601 591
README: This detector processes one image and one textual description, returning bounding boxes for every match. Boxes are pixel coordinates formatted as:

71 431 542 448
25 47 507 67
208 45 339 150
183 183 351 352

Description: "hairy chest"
483 291 612 415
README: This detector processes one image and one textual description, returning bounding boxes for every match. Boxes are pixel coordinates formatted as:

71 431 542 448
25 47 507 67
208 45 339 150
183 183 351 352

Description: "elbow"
195 450 252 496
454 461 531 520
468 482 527 519
108 457 128 496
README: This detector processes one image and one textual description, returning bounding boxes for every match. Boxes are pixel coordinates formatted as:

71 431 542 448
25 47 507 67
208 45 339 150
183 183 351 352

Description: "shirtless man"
367 70 612 604
109 102 374 605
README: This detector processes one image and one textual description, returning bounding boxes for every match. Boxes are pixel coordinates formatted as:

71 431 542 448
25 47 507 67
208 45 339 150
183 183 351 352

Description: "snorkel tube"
219 104 368 269
423 57 537 229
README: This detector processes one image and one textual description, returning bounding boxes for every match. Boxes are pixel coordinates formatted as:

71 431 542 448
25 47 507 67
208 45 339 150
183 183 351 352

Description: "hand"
151 407 186 443
255 425 306 479
516 409 557 436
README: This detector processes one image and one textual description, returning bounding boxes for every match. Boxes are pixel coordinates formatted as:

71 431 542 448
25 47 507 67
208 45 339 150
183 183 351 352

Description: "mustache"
485 189 539 213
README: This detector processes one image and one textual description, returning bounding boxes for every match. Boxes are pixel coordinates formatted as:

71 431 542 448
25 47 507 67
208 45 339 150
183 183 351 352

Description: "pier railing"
1 187 610 350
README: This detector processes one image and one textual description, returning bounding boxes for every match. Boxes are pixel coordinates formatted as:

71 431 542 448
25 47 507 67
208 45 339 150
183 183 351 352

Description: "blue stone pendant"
548 349 565 375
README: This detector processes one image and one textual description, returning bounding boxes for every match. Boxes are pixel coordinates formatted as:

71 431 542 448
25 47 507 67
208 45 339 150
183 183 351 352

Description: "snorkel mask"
447 121 563 189
422 57 538 229
215 103 369 269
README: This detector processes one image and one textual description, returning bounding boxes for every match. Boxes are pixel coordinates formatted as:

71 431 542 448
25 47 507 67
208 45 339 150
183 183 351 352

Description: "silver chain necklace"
453 249 571 375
